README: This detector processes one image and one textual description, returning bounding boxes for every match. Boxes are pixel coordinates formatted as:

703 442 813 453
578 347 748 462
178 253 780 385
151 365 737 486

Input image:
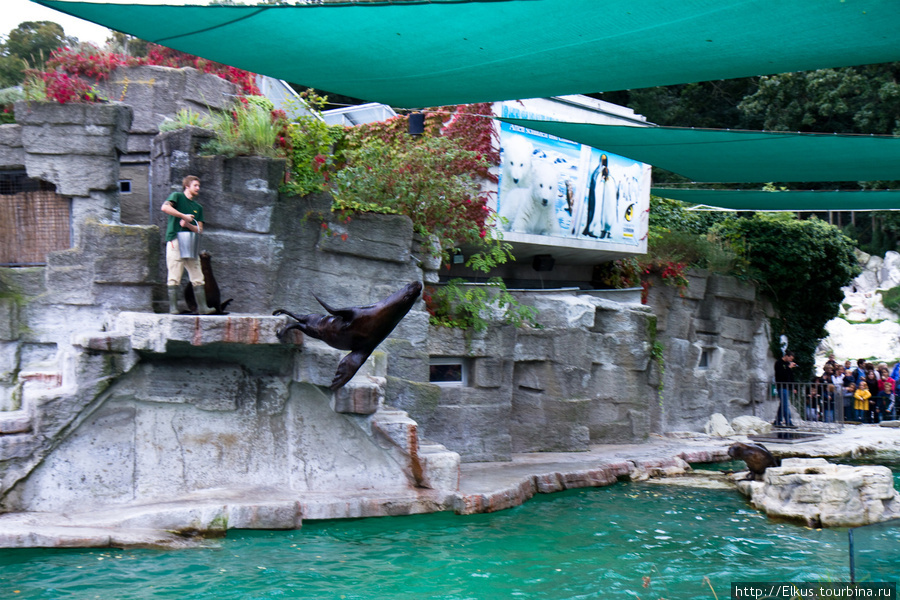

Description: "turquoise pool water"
0 479 872 600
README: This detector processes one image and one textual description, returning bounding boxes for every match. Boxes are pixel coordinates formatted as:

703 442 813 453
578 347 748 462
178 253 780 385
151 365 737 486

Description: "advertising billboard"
497 115 650 250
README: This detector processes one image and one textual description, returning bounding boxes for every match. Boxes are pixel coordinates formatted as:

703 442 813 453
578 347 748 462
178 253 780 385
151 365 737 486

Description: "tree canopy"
0 21 73 87
712 214 860 377
739 63 900 135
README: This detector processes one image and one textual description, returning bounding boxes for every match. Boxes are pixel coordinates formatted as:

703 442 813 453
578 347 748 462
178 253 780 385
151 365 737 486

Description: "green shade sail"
650 189 900 211
501 119 900 183
34 0 900 108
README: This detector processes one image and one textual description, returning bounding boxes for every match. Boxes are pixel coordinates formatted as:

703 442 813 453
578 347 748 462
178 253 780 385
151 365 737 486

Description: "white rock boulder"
735 457 900 527
821 318 900 362
704 413 735 437
731 415 772 436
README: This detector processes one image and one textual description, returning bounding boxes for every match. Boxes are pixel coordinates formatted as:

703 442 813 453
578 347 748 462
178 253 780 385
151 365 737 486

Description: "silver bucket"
176 231 200 259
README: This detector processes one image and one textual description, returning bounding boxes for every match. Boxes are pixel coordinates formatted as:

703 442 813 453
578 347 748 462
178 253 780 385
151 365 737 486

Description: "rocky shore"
2 423 899 549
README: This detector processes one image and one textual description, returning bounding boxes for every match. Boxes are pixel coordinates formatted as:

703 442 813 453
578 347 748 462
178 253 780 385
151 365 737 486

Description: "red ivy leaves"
640 260 689 303
26 69 98 104
44 43 260 96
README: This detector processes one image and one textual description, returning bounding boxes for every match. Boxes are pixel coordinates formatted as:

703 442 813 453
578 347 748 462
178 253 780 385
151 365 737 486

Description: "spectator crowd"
774 352 898 426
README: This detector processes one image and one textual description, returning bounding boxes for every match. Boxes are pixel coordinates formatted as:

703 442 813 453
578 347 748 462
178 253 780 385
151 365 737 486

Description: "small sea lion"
273 281 422 391
728 442 780 481
184 251 233 315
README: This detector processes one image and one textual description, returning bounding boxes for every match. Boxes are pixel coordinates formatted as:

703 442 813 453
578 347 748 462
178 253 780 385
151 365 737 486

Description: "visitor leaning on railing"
774 351 798 428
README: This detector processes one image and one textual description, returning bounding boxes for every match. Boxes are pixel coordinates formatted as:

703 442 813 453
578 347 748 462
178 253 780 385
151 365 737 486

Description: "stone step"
416 441 461 491
0 411 32 435
369 409 460 491
18 370 63 390
332 377 384 415
19 367 64 407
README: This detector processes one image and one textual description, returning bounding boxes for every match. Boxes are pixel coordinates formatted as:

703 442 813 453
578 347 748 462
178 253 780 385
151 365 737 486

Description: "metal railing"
774 382 848 432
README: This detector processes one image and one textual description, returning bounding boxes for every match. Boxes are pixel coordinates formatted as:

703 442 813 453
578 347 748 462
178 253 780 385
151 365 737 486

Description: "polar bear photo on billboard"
498 122 649 245
498 125 577 236
497 134 535 231
510 160 562 236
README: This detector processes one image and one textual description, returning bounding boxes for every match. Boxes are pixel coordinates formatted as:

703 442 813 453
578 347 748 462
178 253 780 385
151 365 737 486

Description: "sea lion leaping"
273 281 423 391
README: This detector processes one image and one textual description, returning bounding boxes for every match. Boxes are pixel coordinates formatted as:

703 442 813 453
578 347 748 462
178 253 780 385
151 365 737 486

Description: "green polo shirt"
164 191 204 242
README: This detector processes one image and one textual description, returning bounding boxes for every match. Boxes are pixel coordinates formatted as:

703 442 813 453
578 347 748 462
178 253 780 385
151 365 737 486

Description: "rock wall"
92 65 240 226
0 110 457 516
150 127 429 321
0 103 779 524
820 249 900 362
645 270 774 430
393 293 661 462
0 102 160 501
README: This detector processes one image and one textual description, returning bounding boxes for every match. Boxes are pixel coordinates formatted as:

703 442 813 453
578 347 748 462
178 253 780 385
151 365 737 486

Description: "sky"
3 1 213 46
5 0 114 45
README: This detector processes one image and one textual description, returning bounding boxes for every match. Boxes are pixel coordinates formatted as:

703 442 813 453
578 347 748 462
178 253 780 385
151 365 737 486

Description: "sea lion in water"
273 281 422 391
184 251 233 315
728 442 780 480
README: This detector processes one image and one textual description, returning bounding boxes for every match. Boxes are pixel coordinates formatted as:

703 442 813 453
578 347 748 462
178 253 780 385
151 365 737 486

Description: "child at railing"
854 381 871 423
881 379 897 420
843 381 856 422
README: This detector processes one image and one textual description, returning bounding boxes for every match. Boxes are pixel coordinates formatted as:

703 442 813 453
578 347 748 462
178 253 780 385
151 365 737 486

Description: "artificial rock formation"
644 270 773 429
736 457 900 527
821 249 900 361
704 413 735 437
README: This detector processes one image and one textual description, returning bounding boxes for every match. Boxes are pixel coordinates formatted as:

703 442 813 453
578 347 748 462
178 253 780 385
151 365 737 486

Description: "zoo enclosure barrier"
774 382 853 431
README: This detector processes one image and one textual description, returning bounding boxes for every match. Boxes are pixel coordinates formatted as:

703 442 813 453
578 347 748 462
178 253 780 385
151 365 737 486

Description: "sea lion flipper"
313 293 356 320
273 308 305 321
330 350 371 391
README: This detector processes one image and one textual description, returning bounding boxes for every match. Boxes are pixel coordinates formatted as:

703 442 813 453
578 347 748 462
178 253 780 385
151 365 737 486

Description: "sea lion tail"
220 298 233 313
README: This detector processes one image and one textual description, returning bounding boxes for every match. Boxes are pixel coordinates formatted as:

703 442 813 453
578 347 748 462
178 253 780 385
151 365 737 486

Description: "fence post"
848 528 855 583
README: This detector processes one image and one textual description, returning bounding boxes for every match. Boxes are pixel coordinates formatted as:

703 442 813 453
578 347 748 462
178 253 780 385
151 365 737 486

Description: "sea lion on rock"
273 281 422 391
728 442 780 481
184 251 233 315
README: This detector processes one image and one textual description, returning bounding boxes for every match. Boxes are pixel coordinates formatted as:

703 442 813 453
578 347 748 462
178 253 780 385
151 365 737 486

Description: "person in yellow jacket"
854 381 872 423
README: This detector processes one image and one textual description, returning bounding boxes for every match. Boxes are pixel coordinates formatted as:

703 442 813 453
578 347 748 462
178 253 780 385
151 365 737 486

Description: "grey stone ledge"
114 311 297 353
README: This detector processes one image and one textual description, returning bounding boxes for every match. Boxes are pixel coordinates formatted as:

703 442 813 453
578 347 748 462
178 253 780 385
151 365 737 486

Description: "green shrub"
0 87 24 123
158 107 212 132
281 115 341 197
330 135 494 264
646 229 743 275
424 278 538 332
880 285 900 315
712 214 861 378
202 98 286 158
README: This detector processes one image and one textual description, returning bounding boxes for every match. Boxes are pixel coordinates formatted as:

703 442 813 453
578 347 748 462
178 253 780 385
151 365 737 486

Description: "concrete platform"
2 424 900 549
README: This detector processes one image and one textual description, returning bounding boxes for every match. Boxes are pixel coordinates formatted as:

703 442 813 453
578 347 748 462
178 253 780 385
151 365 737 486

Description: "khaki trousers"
166 239 204 286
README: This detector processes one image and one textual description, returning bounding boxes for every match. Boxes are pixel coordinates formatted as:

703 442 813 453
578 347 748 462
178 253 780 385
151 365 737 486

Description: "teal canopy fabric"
501 119 900 183
34 0 900 108
650 189 900 211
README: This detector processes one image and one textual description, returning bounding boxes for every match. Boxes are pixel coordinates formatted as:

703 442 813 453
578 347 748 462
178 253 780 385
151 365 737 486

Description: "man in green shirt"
161 175 214 314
